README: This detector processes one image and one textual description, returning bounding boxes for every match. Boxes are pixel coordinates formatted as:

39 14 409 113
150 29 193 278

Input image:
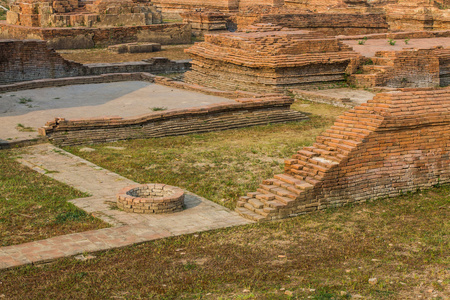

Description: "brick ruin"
350 47 450 88
184 28 362 93
236 87 450 221
0 39 189 85
7 0 162 27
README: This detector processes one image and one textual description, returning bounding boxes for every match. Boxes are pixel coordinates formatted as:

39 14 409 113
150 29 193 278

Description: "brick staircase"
349 52 395 88
236 101 383 221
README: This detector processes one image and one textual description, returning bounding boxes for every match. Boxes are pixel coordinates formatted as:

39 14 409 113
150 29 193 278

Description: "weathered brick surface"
350 48 449 88
7 0 162 27
0 39 85 85
0 22 192 49
0 39 189 85
39 95 308 146
233 12 389 36
237 88 450 221
117 184 185 214
184 28 362 92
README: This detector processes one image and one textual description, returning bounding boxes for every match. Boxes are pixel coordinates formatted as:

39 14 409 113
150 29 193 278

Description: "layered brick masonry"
236 87 450 221
117 184 185 214
350 47 450 88
0 39 189 85
184 28 362 93
6 0 162 27
0 22 192 50
107 42 161 53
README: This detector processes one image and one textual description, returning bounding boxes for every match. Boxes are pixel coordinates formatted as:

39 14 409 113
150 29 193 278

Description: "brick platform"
236 87 450 221
184 28 362 92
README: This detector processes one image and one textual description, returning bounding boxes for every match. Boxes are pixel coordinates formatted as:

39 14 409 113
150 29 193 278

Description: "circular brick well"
117 184 185 214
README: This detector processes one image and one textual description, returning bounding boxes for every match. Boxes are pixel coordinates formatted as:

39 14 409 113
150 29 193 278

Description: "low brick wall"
237 87 450 221
0 39 190 85
0 22 191 49
39 96 309 146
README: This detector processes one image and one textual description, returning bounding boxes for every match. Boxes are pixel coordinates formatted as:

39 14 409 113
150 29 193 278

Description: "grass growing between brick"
0 150 109 246
1 184 448 299
64 101 347 210
58 44 191 64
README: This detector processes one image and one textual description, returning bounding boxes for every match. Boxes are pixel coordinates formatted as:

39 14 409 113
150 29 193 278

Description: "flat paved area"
0 144 251 269
344 37 450 57
0 81 234 143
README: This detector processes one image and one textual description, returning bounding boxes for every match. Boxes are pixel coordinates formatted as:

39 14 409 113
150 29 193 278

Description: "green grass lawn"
1 99 448 299
1 184 448 299
0 150 109 246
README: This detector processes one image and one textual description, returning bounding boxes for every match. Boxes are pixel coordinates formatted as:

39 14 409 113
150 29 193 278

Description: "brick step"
273 173 316 190
235 207 267 222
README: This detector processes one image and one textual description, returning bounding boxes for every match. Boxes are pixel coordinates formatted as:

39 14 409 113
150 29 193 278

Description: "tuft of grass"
18 97 32 104
151 107 168 111
388 39 396 46
0 150 109 246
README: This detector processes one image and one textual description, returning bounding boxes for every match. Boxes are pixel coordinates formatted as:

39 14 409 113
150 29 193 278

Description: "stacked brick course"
39 93 308 146
232 11 389 36
184 29 362 92
6 0 162 27
0 39 189 85
237 87 450 221
117 184 185 214
350 47 449 88
0 39 85 85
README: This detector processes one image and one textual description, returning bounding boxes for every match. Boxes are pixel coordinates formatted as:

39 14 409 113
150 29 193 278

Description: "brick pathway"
0 144 251 269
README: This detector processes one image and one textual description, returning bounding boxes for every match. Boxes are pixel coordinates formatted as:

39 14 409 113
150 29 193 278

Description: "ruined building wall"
0 39 85 85
237 88 450 221
184 31 362 93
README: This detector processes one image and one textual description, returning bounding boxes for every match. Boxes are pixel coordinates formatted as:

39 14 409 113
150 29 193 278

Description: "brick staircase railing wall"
237 88 450 221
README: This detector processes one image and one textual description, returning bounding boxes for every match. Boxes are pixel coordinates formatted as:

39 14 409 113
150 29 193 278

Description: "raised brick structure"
236 87 450 221
117 183 185 214
6 0 162 27
232 10 389 36
38 79 309 146
0 22 191 49
0 39 85 85
350 47 449 88
184 28 362 92
0 39 189 85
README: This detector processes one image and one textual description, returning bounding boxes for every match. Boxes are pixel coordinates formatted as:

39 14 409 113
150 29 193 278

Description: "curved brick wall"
237 87 450 221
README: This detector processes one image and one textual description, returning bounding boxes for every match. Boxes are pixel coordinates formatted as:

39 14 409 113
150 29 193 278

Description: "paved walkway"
0 144 251 269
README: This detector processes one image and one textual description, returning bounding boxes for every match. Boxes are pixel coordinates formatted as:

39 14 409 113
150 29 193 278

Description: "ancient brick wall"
184 30 362 92
350 48 445 88
0 23 191 49
39 94 308 146
0 40 190 85
237 88 450 221
254 13 389 35
0 39 85 85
